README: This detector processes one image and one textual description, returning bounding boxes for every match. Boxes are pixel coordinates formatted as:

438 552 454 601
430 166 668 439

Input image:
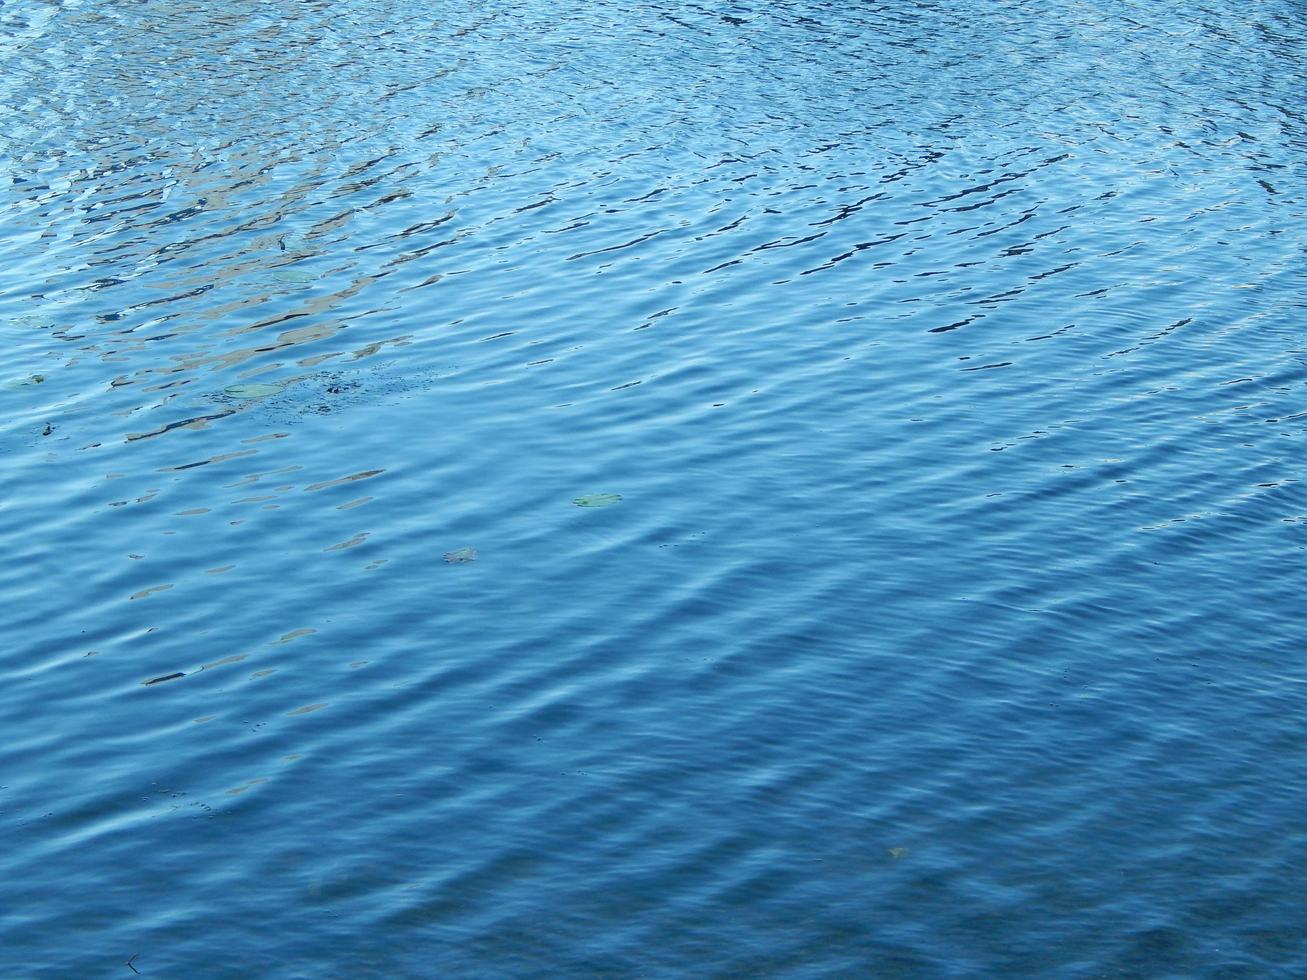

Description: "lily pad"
573 492 622 508
443 546 478 564
273 268 316 284
224 381 286 399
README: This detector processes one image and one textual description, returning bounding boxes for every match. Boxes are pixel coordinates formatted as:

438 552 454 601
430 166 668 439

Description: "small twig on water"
126 953 140 975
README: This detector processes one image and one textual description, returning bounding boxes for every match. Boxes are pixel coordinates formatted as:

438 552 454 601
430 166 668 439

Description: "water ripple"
5 0 1307 975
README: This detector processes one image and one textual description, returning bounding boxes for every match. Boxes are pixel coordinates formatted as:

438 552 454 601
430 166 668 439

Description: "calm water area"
3 0 1307 976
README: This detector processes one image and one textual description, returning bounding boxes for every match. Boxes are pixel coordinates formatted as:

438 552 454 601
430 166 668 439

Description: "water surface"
4 0 1307 975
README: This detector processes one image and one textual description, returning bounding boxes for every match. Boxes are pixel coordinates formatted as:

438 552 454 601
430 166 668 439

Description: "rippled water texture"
4 0 1307 975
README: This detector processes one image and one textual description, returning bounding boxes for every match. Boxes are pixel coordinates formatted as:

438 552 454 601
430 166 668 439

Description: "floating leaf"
573 492 622 508
444 546 478 564
224 381 286 399
273 268 316 284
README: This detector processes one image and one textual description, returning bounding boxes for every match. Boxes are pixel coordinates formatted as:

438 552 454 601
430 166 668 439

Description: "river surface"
3 0 1307 976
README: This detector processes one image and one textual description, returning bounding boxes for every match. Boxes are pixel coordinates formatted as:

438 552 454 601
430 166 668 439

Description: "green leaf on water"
573 492 622 508
224 381 286 399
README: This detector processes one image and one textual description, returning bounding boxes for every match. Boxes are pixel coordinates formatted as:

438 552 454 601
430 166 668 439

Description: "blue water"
4 0 1307 975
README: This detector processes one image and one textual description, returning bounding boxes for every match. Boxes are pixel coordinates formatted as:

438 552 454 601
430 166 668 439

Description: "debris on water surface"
223 381 286 399
444 546 478 564
323 532 368 552
142 672 185 686
8 316 51 330
200 654 246 671
130 584 174 600
273 268 316 284
888 847 909 860
573 492 622 508
275 628 317 644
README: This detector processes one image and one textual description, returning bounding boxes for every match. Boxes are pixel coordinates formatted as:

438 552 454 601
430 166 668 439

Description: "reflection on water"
4 0 1307 975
